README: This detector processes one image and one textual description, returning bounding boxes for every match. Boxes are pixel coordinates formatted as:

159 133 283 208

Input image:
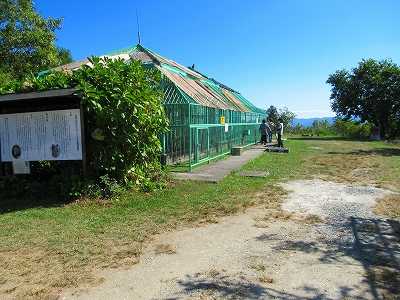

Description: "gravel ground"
281 180 392 245
61 180 399 300
281 180 388 222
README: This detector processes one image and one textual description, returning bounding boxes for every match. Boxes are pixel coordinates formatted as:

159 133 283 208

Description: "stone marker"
265 147 289 153
238 170 270 178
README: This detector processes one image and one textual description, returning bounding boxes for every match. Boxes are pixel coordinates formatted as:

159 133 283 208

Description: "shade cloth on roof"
54 44 265 113
131 46 263 112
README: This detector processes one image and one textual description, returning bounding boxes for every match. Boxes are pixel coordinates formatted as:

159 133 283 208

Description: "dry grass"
301 141 400 193
250 263 266 272
306 154 381 184
250 263 274 284
256 186 287 209
154 243 177 255
259 210 323 225
208 269 220 278
0 240 141 299
374 194 400 219
253 221 270 228
263 210 294 221
302 214 323 224
258 274 274 284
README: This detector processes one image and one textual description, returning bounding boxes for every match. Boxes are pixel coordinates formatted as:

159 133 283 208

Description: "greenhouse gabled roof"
54 44 265 114
129 45 264 113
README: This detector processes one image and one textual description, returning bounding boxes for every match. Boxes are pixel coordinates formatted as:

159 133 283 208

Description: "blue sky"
37 0 399 118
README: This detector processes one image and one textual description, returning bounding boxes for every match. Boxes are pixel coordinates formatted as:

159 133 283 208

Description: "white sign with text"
0 109 82 161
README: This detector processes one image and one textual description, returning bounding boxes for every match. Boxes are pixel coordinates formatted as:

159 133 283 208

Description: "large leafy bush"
334 119 372 139
0 57 168 191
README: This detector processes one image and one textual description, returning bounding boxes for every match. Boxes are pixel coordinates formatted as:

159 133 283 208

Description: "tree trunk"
379 121 386 139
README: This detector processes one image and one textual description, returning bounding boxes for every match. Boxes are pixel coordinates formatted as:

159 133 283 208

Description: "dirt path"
62 180 399 300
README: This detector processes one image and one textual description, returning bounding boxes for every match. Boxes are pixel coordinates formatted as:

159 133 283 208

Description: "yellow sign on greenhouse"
220 116 225 125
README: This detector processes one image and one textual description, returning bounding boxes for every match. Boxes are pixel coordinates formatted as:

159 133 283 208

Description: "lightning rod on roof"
136 9 141 45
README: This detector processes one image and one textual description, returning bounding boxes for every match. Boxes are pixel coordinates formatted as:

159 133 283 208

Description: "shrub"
334 119 372 139
0 57 169 197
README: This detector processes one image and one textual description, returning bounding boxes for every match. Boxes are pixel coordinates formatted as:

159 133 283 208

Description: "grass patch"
294 138 400 191
1 138 399 298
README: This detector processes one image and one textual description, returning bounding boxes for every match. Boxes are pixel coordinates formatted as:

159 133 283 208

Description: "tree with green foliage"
278 107 296 128
266 105 279 124
327 59 400 139
310 119 335 136
0 0 72 80
266 105 296 130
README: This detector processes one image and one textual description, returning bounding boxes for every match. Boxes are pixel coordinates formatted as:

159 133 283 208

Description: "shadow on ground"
0 177 72 214
350 217 400 298
328 148 400 157
0 196 70 214
175 274 364 300
273 218 399 299
290 218 399 298
0 162 81 214
174 218 400 299
288 136 352 141
176 274 266 299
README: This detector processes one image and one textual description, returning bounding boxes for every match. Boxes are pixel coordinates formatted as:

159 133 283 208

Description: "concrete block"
231 146 244 156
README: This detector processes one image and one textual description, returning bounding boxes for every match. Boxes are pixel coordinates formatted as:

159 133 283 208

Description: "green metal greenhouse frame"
54 44 266 171
144 47 266 171
162 98 265 170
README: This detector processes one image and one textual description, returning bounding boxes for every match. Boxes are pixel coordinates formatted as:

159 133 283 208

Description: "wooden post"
80 101 87 176
0 105 4 176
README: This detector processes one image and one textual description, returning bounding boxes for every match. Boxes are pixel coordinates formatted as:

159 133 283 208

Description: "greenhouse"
56 45 266 170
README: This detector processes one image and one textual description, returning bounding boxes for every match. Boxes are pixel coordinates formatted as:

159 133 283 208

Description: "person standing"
265 122 272 143
277 118 284 148
259 119 268 145
267 120 273 143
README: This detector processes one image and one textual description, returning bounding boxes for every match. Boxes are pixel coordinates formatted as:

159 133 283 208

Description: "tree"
327 59 400 138
266 105 296 128
55 47 73 66
266 105 279 124
278 107 296 128
311 119 331 136
0 0 72 79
